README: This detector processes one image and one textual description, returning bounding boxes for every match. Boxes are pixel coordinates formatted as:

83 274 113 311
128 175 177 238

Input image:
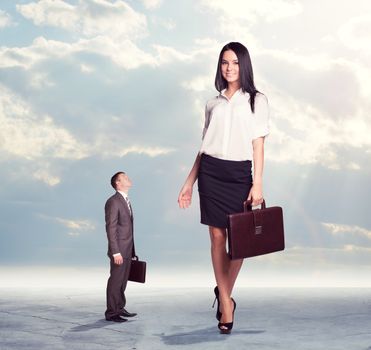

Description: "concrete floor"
0 287 370 350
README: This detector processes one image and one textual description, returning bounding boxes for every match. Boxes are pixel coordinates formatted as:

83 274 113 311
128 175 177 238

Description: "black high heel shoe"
212 286 222 321
218 321 233 334
218 298 236 334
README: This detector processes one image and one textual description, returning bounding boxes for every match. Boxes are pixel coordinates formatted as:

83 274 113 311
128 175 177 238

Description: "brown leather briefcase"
227 200 285 260
128 256 146 283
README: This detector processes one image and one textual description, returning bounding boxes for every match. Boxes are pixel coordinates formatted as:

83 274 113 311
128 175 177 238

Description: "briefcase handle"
244 199 266 212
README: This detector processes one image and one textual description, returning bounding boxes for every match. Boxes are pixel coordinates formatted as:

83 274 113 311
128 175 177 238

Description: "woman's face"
221 50 240 85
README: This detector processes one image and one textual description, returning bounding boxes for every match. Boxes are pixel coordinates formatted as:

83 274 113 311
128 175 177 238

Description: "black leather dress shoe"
121 308 137 317
106 315 127 323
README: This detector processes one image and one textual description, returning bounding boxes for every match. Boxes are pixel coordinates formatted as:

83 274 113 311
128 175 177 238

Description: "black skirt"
198 153 252 229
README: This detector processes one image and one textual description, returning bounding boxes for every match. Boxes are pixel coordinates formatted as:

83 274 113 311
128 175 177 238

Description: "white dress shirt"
200 89 270 161
118 190 132 216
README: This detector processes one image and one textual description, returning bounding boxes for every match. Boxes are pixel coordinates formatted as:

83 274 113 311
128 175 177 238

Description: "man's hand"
114 254 123 265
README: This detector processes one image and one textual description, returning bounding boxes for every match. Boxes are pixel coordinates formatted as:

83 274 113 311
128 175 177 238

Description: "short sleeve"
202 102 211 140
251 94 270 140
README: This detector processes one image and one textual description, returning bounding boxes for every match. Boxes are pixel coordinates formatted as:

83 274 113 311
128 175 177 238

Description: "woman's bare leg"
209 226 243 324
228 259 243 295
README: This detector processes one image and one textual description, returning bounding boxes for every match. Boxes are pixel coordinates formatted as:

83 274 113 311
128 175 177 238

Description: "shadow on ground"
157 326 265 345
70 319 132 332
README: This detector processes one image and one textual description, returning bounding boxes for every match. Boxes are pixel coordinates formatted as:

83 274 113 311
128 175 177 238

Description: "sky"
0 0 371 287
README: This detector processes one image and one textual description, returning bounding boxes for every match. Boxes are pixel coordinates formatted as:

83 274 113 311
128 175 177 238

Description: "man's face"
116 173 132 192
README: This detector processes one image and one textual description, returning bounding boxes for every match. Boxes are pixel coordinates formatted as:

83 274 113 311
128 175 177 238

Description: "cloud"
322 222 371 240
79 63 94 74
0 9 14 28
152 44 193 64
198 0 302 46
182 74 212 92
0 36 196 72
0 36 151 74
0 36 75 69
118 145 175 158
338 14 371 53
151 16 176 31
141 0 163 10
0 84 88 161
16 0 78 30
0 35 156 70
11 1 156 71
12 1 209 72
29 71 55 89
55 217 96 237
2 2 219 73
33 167 61 186
264 85 371 169
254 48 371 169
37 213 96 237
200 0 302 23
343 244 371 253
0 78 177 186
55 217 95 230
16 0 147 39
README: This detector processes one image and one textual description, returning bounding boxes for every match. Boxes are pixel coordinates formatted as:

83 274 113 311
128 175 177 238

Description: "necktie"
125 197 133 216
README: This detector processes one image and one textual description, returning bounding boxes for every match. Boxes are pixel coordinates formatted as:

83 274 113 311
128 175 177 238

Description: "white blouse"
200 89 270 161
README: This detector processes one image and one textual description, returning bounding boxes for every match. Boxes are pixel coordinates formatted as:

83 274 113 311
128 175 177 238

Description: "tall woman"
178 42 270 334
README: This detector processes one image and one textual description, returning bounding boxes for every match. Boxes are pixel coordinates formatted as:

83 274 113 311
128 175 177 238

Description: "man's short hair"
110 171 125 190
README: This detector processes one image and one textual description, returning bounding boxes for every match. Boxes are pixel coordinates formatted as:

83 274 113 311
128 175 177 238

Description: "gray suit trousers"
105 257 132 319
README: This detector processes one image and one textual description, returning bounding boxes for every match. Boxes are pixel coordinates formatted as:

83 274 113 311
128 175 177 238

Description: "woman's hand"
178 183 193 209
247 183 263 206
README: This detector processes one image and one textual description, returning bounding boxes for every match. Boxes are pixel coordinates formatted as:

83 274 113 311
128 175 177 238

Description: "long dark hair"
215 42 259 112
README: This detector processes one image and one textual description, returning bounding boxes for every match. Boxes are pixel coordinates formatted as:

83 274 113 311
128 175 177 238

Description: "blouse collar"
220 88 243 101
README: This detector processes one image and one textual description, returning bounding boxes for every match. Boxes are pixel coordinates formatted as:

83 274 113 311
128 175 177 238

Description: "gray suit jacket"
105 192 133 259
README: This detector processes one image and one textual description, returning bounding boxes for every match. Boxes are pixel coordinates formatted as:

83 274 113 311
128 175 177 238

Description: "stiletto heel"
212 286 222 321
211 297 217 308
212 297 217 308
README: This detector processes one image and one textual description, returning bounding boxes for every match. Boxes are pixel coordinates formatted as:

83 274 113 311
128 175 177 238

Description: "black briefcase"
128 256 146 283
227 200 285 260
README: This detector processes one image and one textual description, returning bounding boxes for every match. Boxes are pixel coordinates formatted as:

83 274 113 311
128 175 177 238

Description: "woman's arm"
248 137 265 206
178 152 201 209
